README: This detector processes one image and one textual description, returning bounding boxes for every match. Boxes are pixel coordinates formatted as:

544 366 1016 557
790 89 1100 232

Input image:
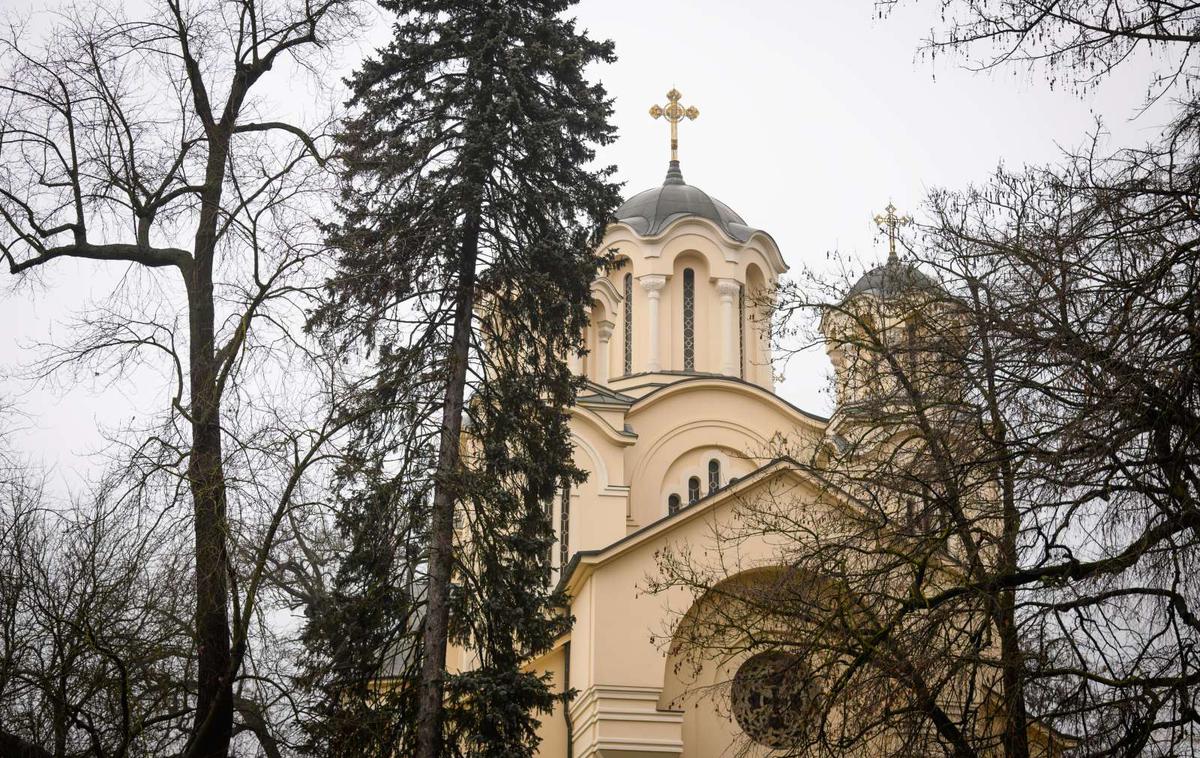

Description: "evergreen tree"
303 2 620 755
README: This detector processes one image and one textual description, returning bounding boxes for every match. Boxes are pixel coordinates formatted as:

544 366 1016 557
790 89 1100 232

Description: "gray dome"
614 161 756 242
846 258 941 300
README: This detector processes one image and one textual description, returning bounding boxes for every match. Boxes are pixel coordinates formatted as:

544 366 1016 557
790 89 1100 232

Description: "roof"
614 161 758 242
846 256 941 300
555 457 805 594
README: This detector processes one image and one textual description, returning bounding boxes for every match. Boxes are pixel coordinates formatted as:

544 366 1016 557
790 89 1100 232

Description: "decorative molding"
638 274 667 292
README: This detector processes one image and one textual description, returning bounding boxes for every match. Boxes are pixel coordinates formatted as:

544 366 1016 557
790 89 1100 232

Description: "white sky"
0 0 1170 490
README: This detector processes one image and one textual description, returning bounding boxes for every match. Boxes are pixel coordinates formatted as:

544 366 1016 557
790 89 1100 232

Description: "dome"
846 257 941 301
614 161 756 242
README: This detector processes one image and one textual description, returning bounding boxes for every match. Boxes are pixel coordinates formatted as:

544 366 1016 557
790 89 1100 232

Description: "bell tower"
577 89 789 397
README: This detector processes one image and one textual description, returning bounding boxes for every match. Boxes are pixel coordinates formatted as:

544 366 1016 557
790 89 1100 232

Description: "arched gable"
624 378 826 526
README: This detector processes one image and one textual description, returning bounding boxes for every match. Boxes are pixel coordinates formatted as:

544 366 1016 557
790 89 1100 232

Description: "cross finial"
649 88 699 162
873 202 912 263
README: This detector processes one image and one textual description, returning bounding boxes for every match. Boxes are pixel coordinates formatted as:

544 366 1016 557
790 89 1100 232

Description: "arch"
587 299 610 382
603 215 789 277
656 445 743 518
744 262 770 386
568 429 609 491
589 275 622 316
657 567 817 741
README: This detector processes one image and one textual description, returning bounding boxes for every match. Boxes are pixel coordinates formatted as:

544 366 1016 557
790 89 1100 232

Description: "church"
449 91 1053 757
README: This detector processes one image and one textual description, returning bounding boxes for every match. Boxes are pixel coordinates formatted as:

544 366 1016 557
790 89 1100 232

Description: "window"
688 476 701 504
683 268 695 371
905 318 919 378
708 459 721 494
623 272 633 375
668 494 681 515
738 284 745 379
559 482 570 568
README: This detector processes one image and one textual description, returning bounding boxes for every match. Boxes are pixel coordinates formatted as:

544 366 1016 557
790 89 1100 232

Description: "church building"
447 91 1055 757
493 88 837 757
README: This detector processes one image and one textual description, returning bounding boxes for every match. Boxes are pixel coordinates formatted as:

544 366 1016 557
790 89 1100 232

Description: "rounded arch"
568 430 609 491
603 216 789 277
657 566 828 753
587 298 611 382
744 262 770 387
658 566 811 705
658 444 743 515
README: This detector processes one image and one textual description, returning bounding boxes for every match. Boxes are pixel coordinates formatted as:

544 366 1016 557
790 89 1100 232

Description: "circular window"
730 650 817 749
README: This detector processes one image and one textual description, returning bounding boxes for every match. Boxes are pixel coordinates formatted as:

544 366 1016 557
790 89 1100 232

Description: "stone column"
596 320 614 382
717 278 740 376
638 275 667 372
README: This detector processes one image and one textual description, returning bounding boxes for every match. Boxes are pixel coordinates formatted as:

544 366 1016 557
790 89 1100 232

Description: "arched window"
683 268 695 371
623 272 633 375
688 476 701 504
559 482 570 569
708 459 721 494
668 494 681 515
738 284 746 379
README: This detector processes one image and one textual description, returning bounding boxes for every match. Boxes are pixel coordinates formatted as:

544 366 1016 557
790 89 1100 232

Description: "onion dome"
846 258 941 300
614 161 756 242
846 202 941 301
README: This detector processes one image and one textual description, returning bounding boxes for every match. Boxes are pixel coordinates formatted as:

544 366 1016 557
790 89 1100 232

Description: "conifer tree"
303 2 620 755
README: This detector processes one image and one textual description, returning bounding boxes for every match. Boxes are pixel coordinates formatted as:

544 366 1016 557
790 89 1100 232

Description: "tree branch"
6 242 192 274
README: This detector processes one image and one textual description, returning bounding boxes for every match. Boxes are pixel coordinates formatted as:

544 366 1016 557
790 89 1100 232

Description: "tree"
302 2 620 756
0 3 361 756
651 4 1200 755
653 261 1044 757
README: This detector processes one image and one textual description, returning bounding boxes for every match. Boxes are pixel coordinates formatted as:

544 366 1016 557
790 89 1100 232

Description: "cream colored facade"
490 162 833 757
449 161 1055 757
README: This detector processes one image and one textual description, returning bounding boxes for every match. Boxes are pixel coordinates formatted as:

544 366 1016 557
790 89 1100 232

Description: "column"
717 278 740 376
596 320 614 382
639 275 667 372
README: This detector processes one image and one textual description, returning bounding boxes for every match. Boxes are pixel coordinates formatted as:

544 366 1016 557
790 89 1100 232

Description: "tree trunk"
414 212 480 758
185 141 234 758
979 317 1030 758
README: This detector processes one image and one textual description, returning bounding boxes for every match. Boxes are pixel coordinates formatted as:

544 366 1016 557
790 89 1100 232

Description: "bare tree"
652 116 1200 757
0 2 362 756
885 0 1200 99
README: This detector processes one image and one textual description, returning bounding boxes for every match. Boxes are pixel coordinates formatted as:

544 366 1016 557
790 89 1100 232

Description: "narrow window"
683 268 695 371
668 494 681 515
738 284 745 379
623 272 633 375
708 459 720 494
905 318 919 379
688 476 701 504
559 482 570 569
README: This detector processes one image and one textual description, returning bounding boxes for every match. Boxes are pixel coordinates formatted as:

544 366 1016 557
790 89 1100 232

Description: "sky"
0 0 1172 491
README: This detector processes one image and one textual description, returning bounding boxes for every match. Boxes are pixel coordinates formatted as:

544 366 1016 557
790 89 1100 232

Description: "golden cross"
649 88 699 162
874 202 912 263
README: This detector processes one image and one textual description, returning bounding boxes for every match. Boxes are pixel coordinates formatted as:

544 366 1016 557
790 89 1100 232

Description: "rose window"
730 650 817 749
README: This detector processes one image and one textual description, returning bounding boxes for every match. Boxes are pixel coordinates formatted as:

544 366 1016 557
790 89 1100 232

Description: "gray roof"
614 161 756 242
846 258 941 300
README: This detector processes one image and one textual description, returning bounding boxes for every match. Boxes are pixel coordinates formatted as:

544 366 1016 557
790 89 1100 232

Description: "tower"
821 203 944 408
576 90 788 394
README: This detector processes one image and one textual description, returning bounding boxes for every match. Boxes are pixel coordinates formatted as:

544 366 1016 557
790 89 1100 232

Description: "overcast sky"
1 0 1170 491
